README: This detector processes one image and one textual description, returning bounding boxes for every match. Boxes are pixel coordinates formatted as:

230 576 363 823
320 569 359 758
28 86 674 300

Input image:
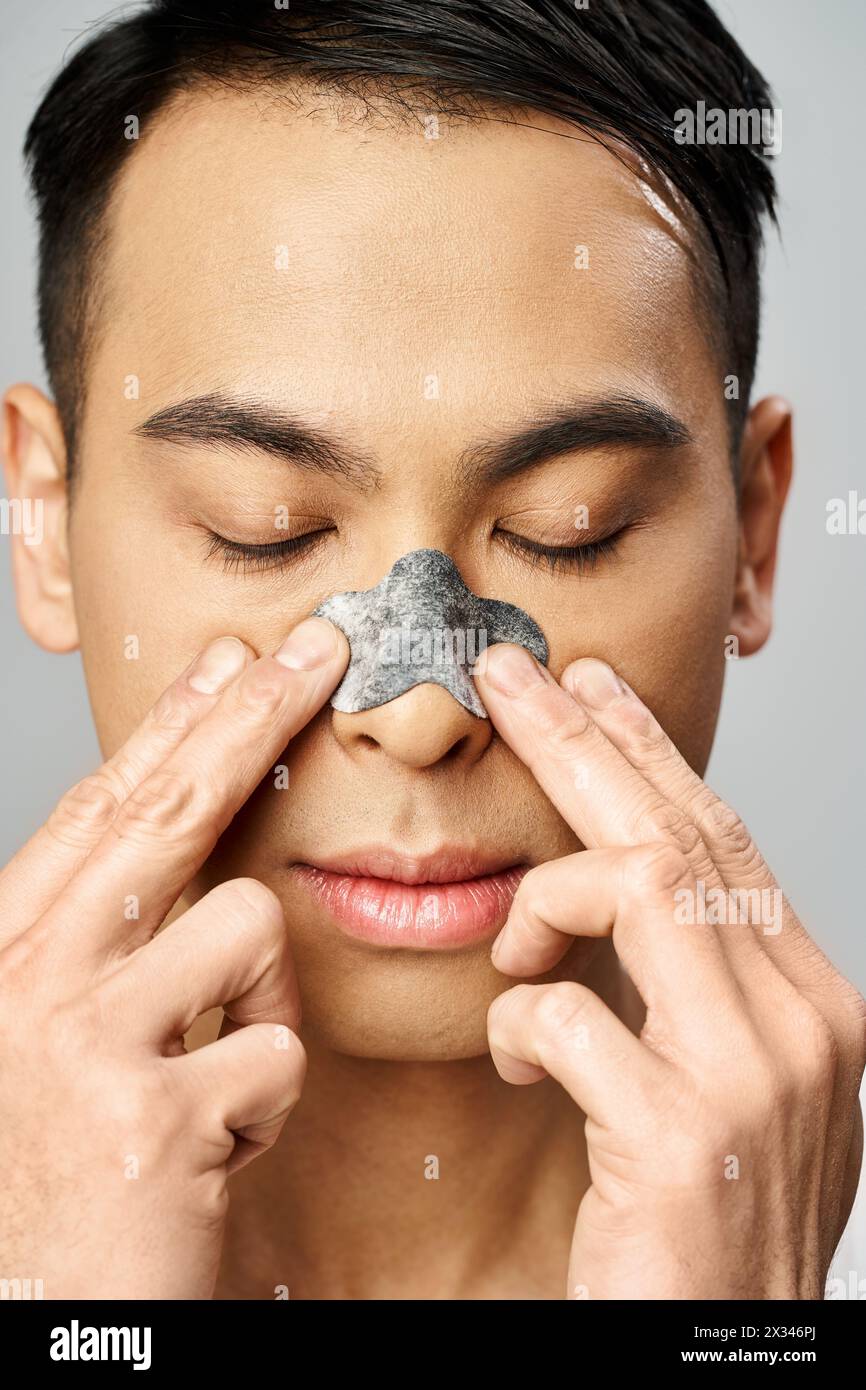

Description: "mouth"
292 847 529 950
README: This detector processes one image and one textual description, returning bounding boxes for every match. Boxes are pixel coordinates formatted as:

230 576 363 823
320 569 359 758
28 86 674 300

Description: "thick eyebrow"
134 389 691 492
458 394 693 486
133 392 381 490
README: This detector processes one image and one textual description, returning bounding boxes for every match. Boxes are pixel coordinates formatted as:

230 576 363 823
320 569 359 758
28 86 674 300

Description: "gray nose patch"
312 548 548 719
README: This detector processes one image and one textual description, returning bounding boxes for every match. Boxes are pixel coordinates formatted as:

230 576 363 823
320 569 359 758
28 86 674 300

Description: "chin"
289 932 501 1059
293 932 601 1062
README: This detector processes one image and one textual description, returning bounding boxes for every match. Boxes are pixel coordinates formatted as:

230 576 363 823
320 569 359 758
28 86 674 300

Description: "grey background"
1 1 863 986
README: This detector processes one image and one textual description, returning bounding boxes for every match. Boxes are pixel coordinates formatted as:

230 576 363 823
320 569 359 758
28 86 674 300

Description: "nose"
331 682 492 769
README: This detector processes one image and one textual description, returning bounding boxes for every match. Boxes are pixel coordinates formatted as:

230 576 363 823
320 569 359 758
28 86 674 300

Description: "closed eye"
495 526 626 573
203 523 627 576
203 527 335 574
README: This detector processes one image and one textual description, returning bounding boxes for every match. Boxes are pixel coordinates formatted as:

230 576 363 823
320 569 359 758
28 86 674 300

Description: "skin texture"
3 84 863 1299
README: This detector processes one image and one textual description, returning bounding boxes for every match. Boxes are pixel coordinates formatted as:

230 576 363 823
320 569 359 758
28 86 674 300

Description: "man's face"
68 87 738 1059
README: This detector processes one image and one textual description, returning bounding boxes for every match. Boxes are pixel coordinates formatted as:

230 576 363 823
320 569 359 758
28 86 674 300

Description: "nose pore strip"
312 548 549 719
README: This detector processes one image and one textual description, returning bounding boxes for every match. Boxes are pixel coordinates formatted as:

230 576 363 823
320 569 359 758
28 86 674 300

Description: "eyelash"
202 528 333 574
494 528 625 573
203 525 626 575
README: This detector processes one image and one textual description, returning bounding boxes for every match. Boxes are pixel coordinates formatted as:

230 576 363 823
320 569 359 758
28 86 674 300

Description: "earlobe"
729 396 793 658
1 383 79 653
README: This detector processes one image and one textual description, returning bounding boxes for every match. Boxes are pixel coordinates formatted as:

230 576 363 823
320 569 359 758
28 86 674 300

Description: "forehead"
95 85 722 440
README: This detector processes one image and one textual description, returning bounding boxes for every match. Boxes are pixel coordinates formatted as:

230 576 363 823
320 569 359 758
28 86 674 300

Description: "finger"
563 658 770 882
106 878 300 1045
493 851 626 975
0 636 254 948
561 662 863 1055
475 646 771 1005
561 658 824 984
494 844 744 1031
171 1020 307 1175
34 617 349 962
474 644 722 880
488 981 666 1132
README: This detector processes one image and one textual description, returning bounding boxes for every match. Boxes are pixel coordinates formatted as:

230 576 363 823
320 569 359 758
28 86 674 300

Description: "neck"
214 942 642 1300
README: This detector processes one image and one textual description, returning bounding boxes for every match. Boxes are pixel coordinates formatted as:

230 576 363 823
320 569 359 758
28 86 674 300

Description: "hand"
475 648 866 1300
0 618 347 1299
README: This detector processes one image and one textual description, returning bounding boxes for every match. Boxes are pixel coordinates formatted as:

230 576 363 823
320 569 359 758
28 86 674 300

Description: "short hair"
24 0 778 472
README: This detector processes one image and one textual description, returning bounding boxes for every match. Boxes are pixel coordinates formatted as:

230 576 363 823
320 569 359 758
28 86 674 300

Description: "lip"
293 846 528 950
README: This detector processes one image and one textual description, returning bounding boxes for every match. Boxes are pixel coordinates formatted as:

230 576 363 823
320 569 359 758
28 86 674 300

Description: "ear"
729 395 793 658
1 383 79 652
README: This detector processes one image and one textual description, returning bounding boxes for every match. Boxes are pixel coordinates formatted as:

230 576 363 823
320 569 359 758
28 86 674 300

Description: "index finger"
0 635 255 947
34 617 348 962
474 643 715 878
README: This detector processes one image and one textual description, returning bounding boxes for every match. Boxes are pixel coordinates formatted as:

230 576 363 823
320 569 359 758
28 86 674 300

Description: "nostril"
330 684 492 769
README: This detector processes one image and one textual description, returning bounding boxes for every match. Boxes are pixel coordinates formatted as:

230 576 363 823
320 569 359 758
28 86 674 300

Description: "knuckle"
637 803 704 859
625 714 673 764
705 798 758 861
540 703 593 756
792 1006 841 1086
623 842 694 898
148 680 202 736
808 972 866 1069
532 981 596 1044
232 667 287 721
113 769 201 844
47 773 120 847
841 988 866 1066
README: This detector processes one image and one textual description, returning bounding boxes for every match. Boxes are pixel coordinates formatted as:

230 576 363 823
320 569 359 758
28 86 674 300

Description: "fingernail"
491 926 506 961
568 658 626 709
187 637 248 694
479 645 547 697
274 617 339 670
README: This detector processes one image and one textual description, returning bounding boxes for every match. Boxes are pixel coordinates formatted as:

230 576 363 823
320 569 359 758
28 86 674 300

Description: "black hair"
24 0 778 471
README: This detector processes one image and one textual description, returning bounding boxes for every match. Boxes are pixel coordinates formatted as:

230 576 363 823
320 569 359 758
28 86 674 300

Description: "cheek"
543 516 737 776
70 585 194 761
69 477 338 761
66 471 318 757
68 489 221 758
621 584 732 776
